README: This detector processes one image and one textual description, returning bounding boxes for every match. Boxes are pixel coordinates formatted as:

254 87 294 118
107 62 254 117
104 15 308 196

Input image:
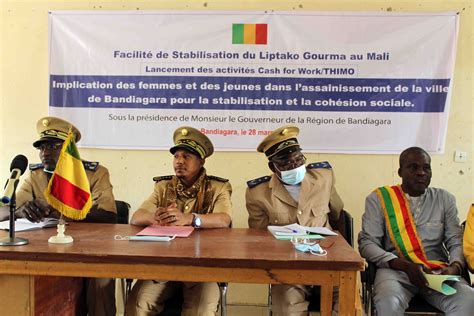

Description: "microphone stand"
0 184 29 246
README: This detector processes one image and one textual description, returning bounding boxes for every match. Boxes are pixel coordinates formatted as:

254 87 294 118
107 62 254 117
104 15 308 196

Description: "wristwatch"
192 213 202 228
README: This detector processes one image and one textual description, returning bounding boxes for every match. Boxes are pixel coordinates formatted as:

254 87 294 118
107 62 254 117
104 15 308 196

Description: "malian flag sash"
44 130 92 220
376 185 446 269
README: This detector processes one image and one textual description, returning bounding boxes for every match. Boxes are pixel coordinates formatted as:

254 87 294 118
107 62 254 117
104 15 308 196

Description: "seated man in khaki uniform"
15 116 117 316
126 126 232 316
246 125 343 316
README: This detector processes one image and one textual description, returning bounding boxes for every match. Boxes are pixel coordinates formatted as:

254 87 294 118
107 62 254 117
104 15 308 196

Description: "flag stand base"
0 237 29 246
48 223 73 244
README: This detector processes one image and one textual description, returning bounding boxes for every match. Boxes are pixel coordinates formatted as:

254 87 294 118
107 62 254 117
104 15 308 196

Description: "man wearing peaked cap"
246 125 344 316
170 125 214 159
32 116 81 148
126 126 232 316
256 125 300 160
14 116 117 316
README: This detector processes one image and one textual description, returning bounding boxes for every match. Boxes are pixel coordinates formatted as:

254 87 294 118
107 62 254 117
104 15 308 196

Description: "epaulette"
153 175 173 182
307 161 332 169
247 176 271 188
82 160 99 171
29 163 44 171
207 175 229 182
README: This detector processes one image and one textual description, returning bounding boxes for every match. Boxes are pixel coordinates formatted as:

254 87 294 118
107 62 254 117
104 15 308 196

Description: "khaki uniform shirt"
139 177 233 216
16 163 116 214
246 165 343 229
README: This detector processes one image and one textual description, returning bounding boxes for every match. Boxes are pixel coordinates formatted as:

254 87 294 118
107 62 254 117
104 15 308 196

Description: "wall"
1 0 472 306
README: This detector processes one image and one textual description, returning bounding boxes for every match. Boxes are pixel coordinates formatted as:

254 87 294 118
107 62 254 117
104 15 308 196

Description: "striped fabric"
376 185 446 269
232 24 267 44
44 131 91 220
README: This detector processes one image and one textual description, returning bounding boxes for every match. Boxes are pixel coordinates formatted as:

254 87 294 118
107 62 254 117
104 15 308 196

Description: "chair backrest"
461 220 471 284
115 200 130 224
330 209 354 247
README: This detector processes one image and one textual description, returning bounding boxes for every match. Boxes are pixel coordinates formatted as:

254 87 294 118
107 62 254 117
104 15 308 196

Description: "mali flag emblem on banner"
44 131 92 220
232 23 267 45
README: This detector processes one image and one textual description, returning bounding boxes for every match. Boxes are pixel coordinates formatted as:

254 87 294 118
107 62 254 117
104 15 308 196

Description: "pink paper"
136 225 194 237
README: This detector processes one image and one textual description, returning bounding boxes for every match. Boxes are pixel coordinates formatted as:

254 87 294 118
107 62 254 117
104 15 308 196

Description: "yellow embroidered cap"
257 125 301 160
33 116 81 148
170 126 214 159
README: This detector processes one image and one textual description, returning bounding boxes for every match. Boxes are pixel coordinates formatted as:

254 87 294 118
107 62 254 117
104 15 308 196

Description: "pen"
284 227 298 233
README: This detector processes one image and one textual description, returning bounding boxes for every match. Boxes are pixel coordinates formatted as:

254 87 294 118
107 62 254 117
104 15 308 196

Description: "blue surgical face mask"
276 164 306 185
295 243 327 256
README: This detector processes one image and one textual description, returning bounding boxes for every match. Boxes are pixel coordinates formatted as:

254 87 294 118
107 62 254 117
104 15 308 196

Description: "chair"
267 210 354 315
361 221 472 315
158 283 228 316
118 199 228 316
362 261 445 316
218 282 228 316
116 200 130 225
330 209 354 248
114 200 133 306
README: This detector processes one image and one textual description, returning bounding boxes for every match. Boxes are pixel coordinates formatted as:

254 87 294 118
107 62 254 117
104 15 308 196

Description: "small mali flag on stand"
44 130 92 220
232 23 268 45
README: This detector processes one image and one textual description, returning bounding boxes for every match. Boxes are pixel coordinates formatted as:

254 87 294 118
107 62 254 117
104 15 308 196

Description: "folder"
136 225 194 238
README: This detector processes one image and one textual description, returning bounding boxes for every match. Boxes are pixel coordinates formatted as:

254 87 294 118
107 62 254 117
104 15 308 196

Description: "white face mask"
276 164 306 185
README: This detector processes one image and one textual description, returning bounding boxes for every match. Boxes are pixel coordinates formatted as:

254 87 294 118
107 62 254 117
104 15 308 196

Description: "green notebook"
423 273 461 295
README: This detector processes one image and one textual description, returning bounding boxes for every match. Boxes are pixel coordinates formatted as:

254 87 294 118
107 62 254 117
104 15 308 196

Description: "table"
0 223 364 315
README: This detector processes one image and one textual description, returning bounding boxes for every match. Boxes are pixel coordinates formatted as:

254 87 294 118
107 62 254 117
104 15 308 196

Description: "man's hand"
404 262 430 288
154 203 192 226
152 206 168 225
435 262 462 276
389 258 429 289
35 199 61 219
15 200 52 222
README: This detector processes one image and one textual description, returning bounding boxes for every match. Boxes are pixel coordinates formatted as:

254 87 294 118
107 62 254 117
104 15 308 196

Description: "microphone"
1 155 28 204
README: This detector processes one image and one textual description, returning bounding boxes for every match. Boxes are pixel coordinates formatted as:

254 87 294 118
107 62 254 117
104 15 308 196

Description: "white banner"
49 11 458 153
